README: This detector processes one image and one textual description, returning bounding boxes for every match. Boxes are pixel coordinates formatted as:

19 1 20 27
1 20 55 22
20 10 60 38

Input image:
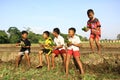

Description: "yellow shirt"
44 37 53 49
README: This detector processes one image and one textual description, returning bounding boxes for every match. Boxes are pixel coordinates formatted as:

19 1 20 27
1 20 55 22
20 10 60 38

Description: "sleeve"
96 19 101 27
76 36 81 44
48 39 52 45
60 37 65 46
87 21 91 28
26 40 31 46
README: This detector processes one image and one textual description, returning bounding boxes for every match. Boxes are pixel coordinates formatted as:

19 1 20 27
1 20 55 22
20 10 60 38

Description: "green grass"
0 59 120 80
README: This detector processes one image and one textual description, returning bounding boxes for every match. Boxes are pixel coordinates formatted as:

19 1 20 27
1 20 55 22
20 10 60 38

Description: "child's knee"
39 51 43 54
52 53 55 57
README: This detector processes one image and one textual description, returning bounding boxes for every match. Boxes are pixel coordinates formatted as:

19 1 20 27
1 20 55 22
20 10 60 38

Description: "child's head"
21 31 28 39
43 31 50 39
53 28 60 37
68 27 76 37
87 9 94 20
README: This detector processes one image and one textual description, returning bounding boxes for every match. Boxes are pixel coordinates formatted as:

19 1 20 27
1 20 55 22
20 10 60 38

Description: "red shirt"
87 18 101 35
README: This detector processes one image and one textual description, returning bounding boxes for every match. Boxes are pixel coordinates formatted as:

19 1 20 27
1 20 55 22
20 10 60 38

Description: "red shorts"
52 49 66 55
67 50 80 57
90 34 101 40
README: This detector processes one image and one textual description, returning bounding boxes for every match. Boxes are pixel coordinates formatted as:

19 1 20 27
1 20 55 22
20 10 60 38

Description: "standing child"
52 28 66 69
16 31 31 67
85 9 101 53
36 31 53 71
66 27 84 76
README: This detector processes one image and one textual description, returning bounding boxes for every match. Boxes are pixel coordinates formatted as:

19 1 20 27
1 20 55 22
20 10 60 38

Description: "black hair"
87 9 94 15
69 27 76 33
21 31 28 35
43 31 50 37
53 28 60 34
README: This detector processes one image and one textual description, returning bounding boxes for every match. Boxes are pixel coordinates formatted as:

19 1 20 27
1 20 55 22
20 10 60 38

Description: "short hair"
87 9 94 15
53 28 60 34
43 31 50 37
69 27 76 33
21 31 28 35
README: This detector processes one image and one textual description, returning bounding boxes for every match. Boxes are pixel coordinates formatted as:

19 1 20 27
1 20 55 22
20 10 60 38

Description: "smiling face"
22 33 28 39
88 12 94 20
43 33 48 39
52 31 58 37
68 29 75 37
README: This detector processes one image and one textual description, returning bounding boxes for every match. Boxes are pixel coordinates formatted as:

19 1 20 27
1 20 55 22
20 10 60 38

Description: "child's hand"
82 26 89 32
53 46 57 49
16 43 20 46
67 42 73 46
42 44 45 47
91 29 97 35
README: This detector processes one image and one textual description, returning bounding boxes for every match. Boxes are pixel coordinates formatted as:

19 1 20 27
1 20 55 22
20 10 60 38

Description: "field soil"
0 43 120 80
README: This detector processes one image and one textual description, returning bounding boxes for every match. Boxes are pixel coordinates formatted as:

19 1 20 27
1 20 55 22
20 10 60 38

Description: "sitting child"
66 28 84 77
36 31 53 71
16 31 31 68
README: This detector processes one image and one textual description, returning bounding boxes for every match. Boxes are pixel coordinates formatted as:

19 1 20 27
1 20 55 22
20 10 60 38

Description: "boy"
52 28 66 69
66 27 84 76
36 31 53 71
16 31 31 67
86 9 101 53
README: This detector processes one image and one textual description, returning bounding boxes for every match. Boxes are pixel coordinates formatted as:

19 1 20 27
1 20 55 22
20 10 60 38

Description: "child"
66 27 84 76
36 31 53 71
16 31 31 67
86 9 101 53
52 28 66 69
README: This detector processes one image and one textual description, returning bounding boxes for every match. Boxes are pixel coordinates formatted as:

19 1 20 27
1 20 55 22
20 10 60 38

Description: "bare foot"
51 67 55 70
81 71 84 75
47 67 50 71
66 74 68 78
36 65 43 69
97 51 101 54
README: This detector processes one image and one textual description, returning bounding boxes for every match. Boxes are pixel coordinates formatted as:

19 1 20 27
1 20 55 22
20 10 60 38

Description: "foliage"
0 27 89 44
28 31 42 43
0 30 9 43
117 34 120 40
7 27 21 43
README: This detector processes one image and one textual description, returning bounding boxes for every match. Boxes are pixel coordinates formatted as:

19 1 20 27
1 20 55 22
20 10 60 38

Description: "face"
22 33 28 39
43 33 48 39
68 30 75 37
52 31 57 37
88 12 94 20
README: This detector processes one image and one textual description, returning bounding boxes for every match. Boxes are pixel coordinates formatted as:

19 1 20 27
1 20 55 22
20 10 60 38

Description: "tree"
7 27 21 43
28 31 42 43
117 34 120 40
0 30 9 43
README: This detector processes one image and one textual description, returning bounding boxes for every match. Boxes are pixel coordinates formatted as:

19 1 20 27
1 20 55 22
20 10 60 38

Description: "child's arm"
54 45 63 49
24 46 30 48
16 43 20 46
72 43 81 47
16 40 21 46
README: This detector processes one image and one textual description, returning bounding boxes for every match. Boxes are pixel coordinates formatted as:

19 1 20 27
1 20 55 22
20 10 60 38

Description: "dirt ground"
0 43 120 80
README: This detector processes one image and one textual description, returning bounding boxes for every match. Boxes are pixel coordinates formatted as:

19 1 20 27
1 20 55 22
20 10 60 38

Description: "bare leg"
15 55 21 67
62 53 66 69
89 38 95 53
51 53 56 69
74 56 84 74
24 53 31 67
95 38 101 54
45 54 50 71
38 51 43 66
65 54 71 77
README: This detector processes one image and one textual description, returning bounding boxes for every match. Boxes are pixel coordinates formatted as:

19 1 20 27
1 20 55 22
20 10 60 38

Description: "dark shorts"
42 49 52 55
